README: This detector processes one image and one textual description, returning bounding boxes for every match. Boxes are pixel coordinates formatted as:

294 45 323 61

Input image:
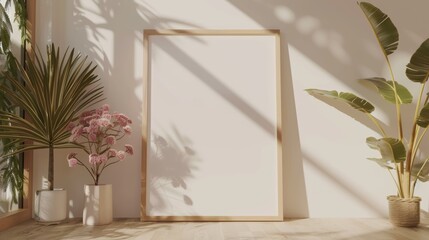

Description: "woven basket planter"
387 195 421 227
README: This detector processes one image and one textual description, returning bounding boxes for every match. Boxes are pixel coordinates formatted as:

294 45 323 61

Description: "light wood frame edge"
0 0 36 232
141 29 283 222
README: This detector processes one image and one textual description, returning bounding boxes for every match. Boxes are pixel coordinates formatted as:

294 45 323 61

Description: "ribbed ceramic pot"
387 195 421 227
83 184 112 225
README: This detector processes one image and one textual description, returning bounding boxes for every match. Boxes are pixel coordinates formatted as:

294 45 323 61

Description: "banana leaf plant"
0 43 104 191
306 2 429 199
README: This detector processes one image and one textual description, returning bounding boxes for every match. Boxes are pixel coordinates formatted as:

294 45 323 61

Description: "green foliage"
406 39 429 83
361 78 412 104
0 0 27 204
358 2 398 56
366 137 406 164
417 103 429 128
0 3 12 54
0 0 27 54
0 152 22 204
307 2 429 198
305 89 375 113
0 44 104 190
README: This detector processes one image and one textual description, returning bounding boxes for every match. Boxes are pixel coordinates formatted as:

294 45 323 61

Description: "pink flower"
89 119 98 127
69 126 83 141
96 107 104 115
117 150 126 161
102 104 110 112
105 136 116 145
123 125 132 134
125 144 134 155
98 155 107 163
82 127 90 133
114 113 130 127
80 109 96 119
67 105 133 185
71 125 83 136
98 118 111 127
68 158 78 167
101 113 112 120
89 154 98 165
89 133 97 142
84 115 98 124
88 124 99 134
107 149 117 158
66 122 76 131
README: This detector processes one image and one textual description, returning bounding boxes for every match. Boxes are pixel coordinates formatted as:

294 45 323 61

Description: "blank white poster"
143 30 282 220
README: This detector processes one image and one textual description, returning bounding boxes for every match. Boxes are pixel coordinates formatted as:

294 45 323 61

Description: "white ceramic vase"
83 184 113 225
34 189 67 222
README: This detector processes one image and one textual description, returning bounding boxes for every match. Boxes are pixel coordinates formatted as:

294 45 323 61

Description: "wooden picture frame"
141 29 283 221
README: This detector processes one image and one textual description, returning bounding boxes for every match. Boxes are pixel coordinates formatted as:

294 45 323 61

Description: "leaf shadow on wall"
148 129 200 215
150 35 287 216
66 0 202 217
228 0 429 216
72 0 202 76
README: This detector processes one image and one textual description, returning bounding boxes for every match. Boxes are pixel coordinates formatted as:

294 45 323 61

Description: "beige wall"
33 0 429 218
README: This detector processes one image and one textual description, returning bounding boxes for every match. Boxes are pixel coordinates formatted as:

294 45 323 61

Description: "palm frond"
0 43 104 189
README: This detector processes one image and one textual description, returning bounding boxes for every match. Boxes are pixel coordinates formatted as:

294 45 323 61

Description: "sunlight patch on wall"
274 6 295 23
295 16 350 63
296 16 319 35
290 44 390 122
134 36 144 103
68 200 75 218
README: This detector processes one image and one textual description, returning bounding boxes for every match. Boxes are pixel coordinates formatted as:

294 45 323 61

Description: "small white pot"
34 189 67 222
83 184 113 225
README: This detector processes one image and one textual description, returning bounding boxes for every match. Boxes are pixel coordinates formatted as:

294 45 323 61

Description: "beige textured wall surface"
33 0 429 218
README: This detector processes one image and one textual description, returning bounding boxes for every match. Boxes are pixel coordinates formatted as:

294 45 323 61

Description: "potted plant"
306 2 429 227
67 104 133 225
0 43 104 222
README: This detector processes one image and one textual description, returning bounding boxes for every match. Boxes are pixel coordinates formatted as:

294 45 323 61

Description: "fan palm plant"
0 43 104 191
307 2 429 199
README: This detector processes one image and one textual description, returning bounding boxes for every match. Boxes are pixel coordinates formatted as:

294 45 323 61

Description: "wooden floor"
1 218 429 240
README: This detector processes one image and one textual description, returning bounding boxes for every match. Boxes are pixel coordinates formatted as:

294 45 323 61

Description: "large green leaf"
417 102 429 127
362 77 412 104
406 38 429 83
366 137 406 163
358 2 399 56
367 158 394 170
411 157 429 182
306 89 374 113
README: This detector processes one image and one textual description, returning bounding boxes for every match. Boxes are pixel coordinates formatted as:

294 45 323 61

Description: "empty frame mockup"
142 29 283 221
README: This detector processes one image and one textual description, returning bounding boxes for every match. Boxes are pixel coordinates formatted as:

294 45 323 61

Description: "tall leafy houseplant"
0 0 28 204
0 44 104 191
307 2 429 200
